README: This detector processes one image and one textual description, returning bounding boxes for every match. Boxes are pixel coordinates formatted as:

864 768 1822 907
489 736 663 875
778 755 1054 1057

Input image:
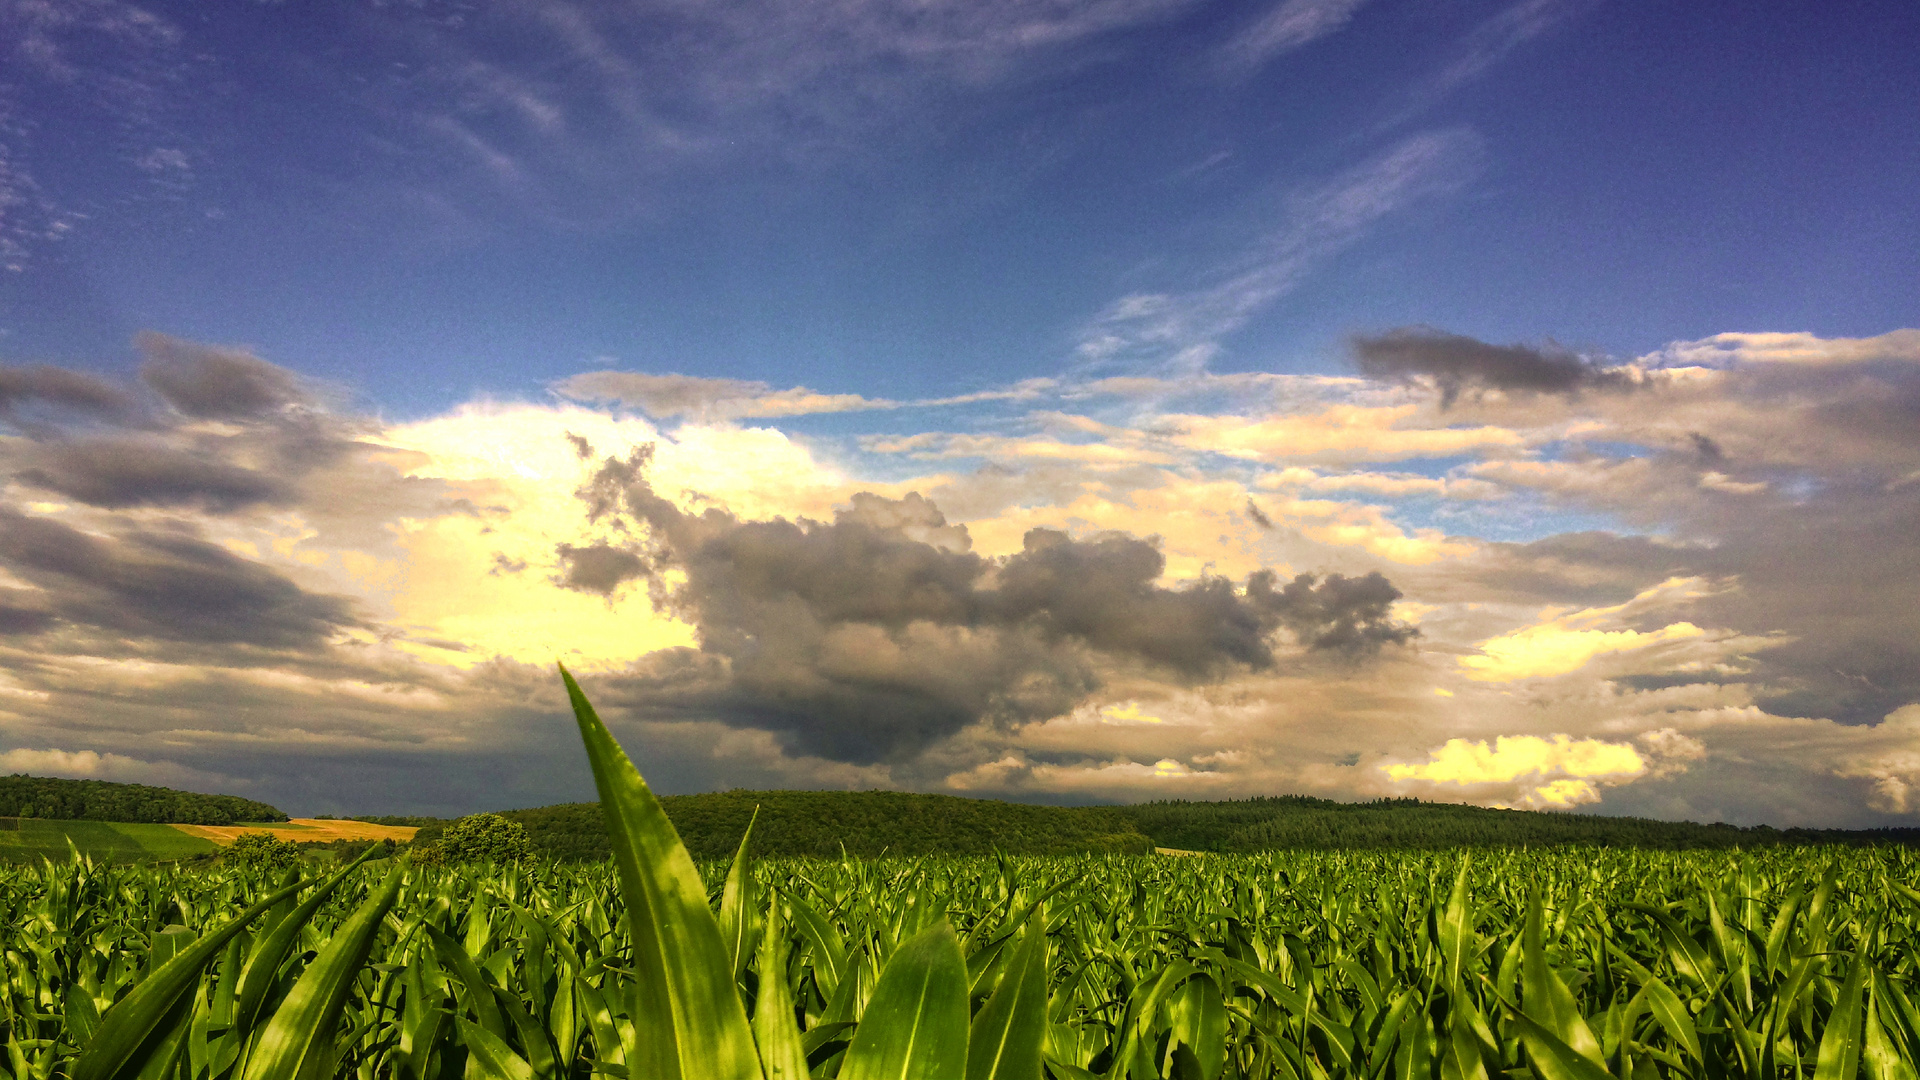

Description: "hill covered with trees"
0 775 287 825
1116 795 1920 852
405 790 1153 862
385 788 1920 862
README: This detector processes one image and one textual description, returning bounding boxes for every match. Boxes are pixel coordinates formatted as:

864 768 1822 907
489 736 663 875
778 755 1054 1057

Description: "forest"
386 789 1920 863
0 775 287 826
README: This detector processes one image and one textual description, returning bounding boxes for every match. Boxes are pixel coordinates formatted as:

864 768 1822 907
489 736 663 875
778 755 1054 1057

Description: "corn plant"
0 665 1909 1079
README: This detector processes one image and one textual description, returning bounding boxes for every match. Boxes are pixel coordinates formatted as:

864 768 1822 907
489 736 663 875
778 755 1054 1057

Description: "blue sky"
7 0 1915 410
0 0 1917 824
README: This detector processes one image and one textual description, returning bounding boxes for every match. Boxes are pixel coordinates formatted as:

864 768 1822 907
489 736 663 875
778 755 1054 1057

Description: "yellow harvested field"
172 818 419 845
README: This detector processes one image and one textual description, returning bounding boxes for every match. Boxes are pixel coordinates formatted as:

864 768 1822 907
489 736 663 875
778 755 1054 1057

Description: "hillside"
1115 795 1920 852
398 791 1152 861
393 788 1920 862
0 775 287 825
431 790 1154 862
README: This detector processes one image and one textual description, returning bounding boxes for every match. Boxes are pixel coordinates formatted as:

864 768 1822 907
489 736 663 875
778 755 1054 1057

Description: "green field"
0 817 217 861
8 829 1915 1080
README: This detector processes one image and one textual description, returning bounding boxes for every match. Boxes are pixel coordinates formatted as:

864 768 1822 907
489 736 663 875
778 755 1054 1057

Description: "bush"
431 813 531 864
225 831 301 871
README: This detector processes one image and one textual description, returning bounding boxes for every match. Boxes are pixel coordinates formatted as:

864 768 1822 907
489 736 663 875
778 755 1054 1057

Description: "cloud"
0 509 362 650
1 330 1918 823
0 365 136 422
555 371 894 420
1383 733 1646 807
552 541 651 596
12 439 294 512
1216 0 1372 73
0 747 241 792
1430 0 1592 94
560 451 1415 762
1165 403 1525 463
1076 130 1481 372
1644 329 1920 369
1461 622 1707 681
1352 326 1636 406
137 333 320 420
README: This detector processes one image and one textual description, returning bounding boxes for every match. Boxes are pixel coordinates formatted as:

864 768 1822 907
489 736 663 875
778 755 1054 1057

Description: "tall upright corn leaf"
751 907 810 1080
839 920 970 1080
1814 961 1867 1080
719 808 762 983
559 665 764 1080
967 902 1050 1080
1520 889 1602 1065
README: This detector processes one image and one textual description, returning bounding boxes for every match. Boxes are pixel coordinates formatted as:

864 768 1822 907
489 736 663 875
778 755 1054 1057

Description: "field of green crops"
0 819 217 863
6 671 1916 1080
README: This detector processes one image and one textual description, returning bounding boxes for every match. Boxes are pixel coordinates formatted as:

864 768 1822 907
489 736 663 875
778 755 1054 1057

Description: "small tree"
435 813 531 864
225 830 301 872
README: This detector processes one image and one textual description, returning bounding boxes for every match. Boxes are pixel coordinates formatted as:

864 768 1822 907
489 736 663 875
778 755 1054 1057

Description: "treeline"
375 789 1920 862
0 775 287 825
1118 795 1920 852
400 790 1153 862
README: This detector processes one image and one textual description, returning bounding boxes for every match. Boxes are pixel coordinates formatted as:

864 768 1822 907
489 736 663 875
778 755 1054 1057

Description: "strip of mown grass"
0 818 218 861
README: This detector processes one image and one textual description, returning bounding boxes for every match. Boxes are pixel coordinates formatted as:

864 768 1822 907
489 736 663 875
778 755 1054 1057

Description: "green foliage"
0 773 286 825
223 831 301 872
433 811 532 864
497 791 1154 862
1117 794 1920 851
436 791 1920 865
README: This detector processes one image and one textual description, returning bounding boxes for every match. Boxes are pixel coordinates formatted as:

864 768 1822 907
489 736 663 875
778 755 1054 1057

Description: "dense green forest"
0 774 287 825
1118 794 1920 851
406 789 1154 861
384 788 1920 862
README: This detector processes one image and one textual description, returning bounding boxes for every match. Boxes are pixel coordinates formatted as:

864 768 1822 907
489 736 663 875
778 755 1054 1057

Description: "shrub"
225 830 301 871
434 812 531 864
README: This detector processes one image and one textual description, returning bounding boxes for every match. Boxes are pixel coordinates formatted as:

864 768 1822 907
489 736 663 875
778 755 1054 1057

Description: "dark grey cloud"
0 509 360 648
0 590 55 635
0 365 136 420
137 332 317 420
554 542 649 595
561 450 1414 762
1465 486 1920 726
1352 326 1632 406
13 439 294 512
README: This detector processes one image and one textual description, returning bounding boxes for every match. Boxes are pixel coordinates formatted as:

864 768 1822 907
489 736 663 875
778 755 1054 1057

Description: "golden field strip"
170 817 419 845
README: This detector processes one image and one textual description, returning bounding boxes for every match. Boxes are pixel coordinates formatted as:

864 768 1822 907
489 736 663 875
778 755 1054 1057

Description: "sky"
0 0 1916 824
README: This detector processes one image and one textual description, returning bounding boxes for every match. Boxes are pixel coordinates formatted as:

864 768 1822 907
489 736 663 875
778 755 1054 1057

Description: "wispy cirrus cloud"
554 370 1060 420
555 371 895 420
1075 129 1482 374
1433 0 1595 93
1215 0 1374 74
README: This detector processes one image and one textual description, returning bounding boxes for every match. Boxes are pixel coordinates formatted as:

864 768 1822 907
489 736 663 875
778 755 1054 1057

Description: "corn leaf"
73 879 303 1080
240 863 406 1080
967 902 1050 1080
839 920 970 1080
560 664 764 1080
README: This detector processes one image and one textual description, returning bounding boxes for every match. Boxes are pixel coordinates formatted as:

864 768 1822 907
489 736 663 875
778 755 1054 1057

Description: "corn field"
3 670 1917 1080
